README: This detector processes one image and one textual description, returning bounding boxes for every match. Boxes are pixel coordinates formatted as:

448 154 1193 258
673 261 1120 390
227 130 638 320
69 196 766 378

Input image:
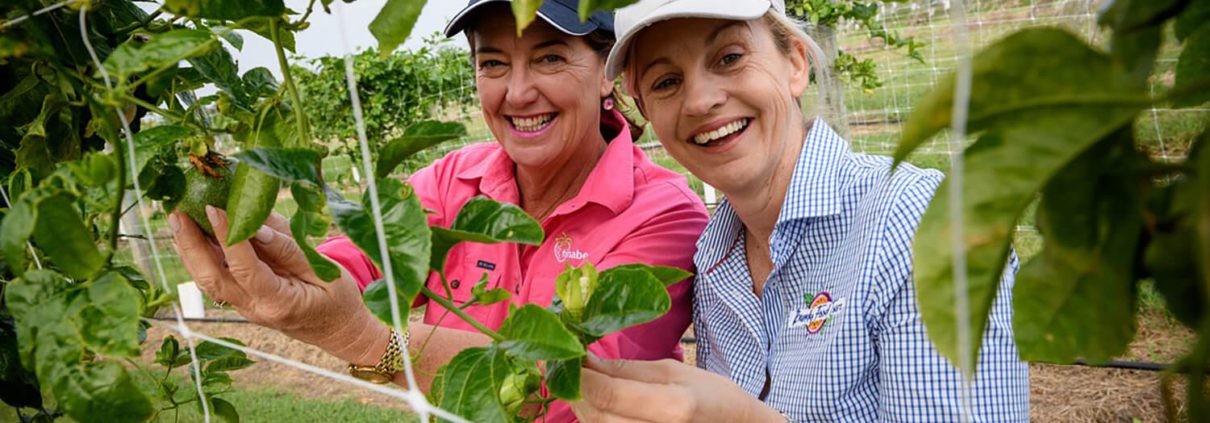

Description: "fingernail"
205 205 220 225
168 213 181 233
254 225 274 243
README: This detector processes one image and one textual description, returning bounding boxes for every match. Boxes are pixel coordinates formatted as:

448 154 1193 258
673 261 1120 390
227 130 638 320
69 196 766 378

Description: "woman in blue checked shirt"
570 0 1030 421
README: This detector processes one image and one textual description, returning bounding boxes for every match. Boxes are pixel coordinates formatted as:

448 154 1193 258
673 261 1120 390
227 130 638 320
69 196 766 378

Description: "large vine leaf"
369 0 427 56
497 305 585 361
163 0 285 21
234 147 324 186
102 29 217 79
375 121 467 178
53 362 153 423
544 358 582 401
431 347 512 423
430 196 543 272
1173 24 1210 107
290 183 342 281
579 267 670 337
895 28 1149 374
224 164 280 246
33 192 104 280
187 45 250 109
1013 131 1144 363
0 187 47 276
78 272 142 357
329 178 432 320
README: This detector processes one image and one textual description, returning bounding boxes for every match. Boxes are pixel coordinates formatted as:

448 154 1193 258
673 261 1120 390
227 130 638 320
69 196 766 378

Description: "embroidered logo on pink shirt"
553 233 589 263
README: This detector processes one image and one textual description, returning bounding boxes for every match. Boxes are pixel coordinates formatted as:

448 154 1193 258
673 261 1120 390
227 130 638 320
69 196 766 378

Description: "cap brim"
605 0 772 80
444 0 600 38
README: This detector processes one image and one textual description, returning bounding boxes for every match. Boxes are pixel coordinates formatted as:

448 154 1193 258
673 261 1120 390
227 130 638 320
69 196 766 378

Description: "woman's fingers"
169 211 246 306
249 224 320 281
579 367 695 423
206 206 282 298
585 357 681 384
265 211 292 234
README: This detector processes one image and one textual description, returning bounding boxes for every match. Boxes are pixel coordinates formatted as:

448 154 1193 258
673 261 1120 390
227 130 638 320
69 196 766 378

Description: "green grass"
0 387 415 423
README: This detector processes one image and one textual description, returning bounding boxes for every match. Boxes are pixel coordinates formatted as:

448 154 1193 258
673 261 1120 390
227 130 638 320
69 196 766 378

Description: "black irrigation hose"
152 317 1179 374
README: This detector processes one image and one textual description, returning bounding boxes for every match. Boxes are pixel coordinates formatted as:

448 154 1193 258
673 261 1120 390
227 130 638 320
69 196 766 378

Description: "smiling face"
627 17 810 195
468 13 613 171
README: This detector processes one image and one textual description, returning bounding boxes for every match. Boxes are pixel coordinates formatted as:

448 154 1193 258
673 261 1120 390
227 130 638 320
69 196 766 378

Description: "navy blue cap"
443 0 615 38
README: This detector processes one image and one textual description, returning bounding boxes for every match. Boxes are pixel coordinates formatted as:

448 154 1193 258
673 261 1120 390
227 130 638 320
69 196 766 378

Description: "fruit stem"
106 115 129 264
271 18 311 146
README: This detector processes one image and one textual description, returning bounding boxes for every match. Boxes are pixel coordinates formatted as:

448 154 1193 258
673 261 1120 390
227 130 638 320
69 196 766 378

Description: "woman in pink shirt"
168 0 707 421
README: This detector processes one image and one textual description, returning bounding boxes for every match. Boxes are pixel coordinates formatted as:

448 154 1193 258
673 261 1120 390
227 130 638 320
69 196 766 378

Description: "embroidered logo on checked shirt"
788 292 846 334
553 233 588 263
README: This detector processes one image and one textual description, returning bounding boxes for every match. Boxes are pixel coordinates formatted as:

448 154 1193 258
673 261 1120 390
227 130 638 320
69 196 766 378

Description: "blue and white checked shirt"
692 119 1029 422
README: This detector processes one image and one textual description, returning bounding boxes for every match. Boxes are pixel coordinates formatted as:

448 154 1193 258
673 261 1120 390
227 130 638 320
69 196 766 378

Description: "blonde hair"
623 9 831 117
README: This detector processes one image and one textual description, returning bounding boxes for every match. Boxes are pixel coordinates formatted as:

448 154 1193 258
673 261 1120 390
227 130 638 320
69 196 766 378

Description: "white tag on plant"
178 282 206 319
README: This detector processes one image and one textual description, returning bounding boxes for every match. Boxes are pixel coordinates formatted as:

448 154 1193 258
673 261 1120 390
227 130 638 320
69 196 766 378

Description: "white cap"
604 0 785 80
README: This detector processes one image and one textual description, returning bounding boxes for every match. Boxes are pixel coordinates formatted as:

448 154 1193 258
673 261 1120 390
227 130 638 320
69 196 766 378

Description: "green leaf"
238 18 296 53
103 29 217 79
369 0 427 56
4 270 70 320
894 28 1148 168
163 0 286 21
242 67 279 98
188 45 250 109
1176 0 1210 40
431 347 511 422
1013 132 1143 363
289 185 342 281
512 0 542 36
225 163 281 246
1174 24 1210 107
471 272 512 306
53 362 154 423
211 397 240 423
497 305 585 361
33 193 104 280
606 264 692 287
1097 0 1187 32
897 28 1149 374
234 147 324 186
205 356 255 373
1 188 46 275
579 267 670 337
430 196 543 272
375 121 467 178
155 336 183 367
577 0 641 21
330 178 432 306
193 338 247 361
362 279 412 327
544 358 582 400
78 272 142 357
134 125 190 149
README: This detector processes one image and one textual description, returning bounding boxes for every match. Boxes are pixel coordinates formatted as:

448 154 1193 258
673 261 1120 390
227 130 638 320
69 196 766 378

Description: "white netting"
5 0 1202 421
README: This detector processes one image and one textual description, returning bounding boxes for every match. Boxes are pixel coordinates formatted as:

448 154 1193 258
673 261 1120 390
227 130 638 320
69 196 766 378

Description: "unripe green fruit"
168 162 235 235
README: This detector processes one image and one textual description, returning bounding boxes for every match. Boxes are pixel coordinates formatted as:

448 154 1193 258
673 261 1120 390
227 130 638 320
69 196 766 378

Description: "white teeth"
511 113 555 132
693 119 749 145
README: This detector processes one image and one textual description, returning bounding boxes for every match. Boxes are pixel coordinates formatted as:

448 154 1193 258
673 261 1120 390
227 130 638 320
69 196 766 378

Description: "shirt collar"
454 108 636 215
778 117 848 223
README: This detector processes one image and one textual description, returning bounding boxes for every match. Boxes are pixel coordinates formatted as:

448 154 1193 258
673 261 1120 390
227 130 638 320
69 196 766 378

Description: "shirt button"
450 279 461 289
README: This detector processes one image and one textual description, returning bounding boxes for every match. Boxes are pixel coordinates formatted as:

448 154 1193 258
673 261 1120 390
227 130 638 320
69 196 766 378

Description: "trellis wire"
76 4 212 423
945 0 976 420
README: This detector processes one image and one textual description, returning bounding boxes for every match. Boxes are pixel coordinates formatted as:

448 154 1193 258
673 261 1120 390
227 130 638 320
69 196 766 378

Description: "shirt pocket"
432 255 503 306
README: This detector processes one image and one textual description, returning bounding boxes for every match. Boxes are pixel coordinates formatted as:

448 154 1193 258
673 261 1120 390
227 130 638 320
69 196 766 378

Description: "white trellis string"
76 6 212 423
945 0 976 421
142 318 467 422
333 3 450 421
0 0 80 30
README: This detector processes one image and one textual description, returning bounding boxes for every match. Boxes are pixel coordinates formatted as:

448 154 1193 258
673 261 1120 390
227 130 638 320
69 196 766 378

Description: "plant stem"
105 114 128 264
421 286 504 341
270 18 311 145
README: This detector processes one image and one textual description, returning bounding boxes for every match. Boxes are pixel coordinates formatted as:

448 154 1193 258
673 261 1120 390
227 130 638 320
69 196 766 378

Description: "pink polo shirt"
317 110 708 421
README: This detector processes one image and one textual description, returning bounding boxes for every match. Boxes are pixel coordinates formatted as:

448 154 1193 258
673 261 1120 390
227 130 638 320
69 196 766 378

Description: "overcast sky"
187 0 471 78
